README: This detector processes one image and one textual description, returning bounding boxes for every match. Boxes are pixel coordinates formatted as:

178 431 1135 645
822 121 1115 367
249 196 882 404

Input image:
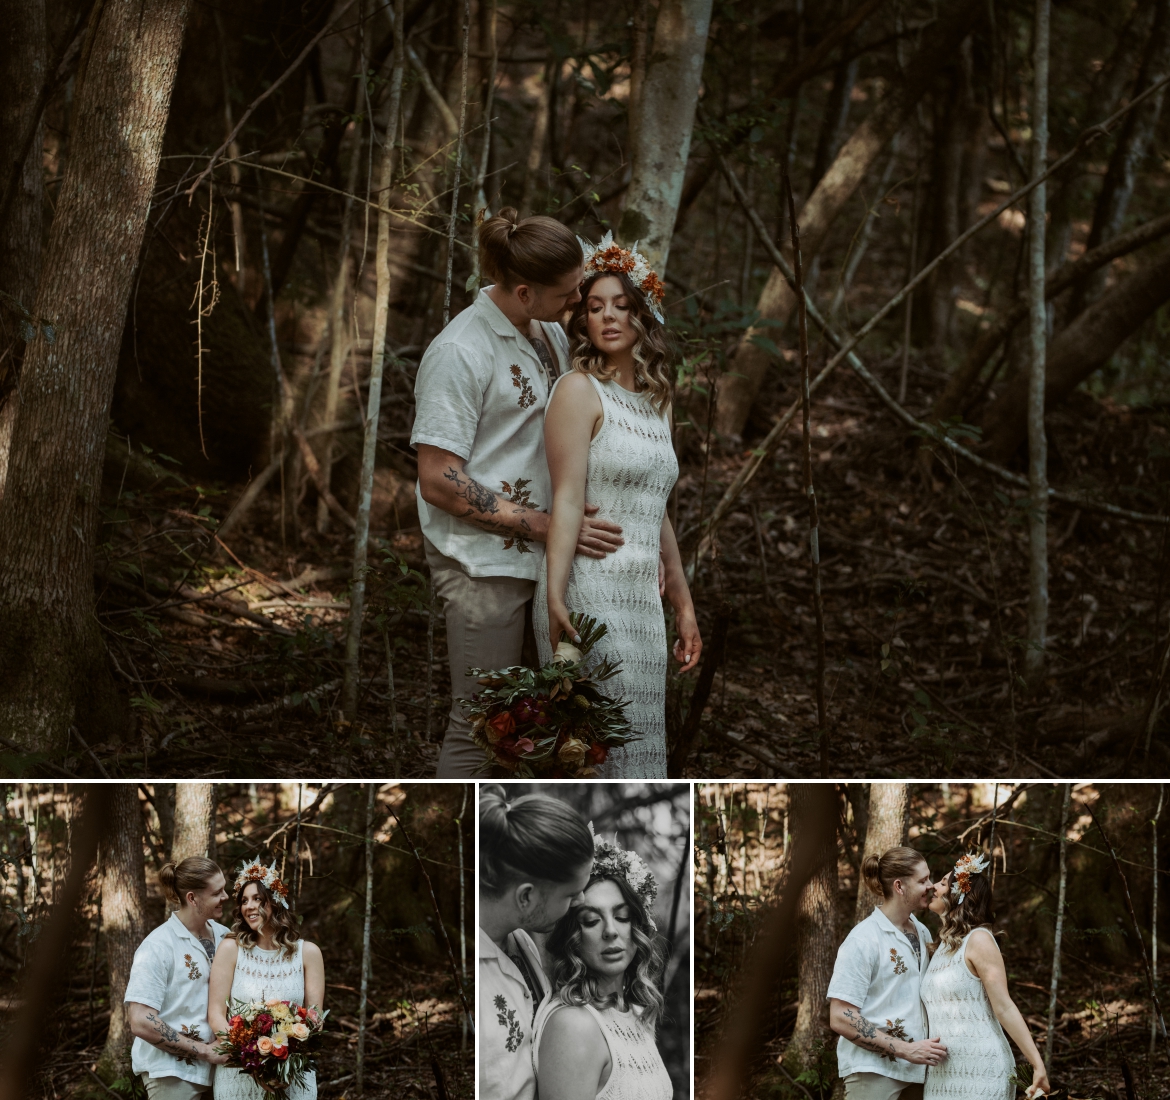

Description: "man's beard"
521 900 559 935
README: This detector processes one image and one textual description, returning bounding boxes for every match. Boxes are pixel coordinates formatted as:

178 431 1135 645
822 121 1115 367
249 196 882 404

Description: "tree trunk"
617 0 714 276
356 783 375 1094
0 0 47 501
982 244 1170 462
1025 0 1051 688
1043 783 1070 1077
715 0 984 438
0 0 190 751
786 784 838 1076
172 784 214 864
98 784 148 1082
854 783 907 924
1153 785 1164 1056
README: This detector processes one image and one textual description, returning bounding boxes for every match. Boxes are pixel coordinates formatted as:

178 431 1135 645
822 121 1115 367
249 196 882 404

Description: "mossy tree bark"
0 0 190 751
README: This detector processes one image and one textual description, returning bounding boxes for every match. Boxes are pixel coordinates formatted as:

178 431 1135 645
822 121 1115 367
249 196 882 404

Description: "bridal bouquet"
460 613 639 778
215 997 327 1092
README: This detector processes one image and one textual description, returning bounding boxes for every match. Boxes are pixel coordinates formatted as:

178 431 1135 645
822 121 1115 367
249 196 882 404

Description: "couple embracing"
123 856 324 1099
412 209 702 779
827 846 1050 1100
478 786 674 1100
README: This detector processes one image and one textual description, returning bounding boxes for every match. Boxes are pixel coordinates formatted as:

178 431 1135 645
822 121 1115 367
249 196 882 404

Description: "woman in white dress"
532 837 674 1100
209 862 325 1099
536 235 702 778
921 854 1050 1100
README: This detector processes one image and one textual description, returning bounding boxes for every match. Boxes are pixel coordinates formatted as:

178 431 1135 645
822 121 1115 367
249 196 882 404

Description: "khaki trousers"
842 1073 924 1100
139 1074 210 1100
425 538 537 778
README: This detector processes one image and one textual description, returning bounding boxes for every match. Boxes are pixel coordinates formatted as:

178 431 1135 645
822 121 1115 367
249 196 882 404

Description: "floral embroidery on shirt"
183 953 202 980
501 479 536 554
510 364 536 409
877 1018 912 1061
493 993 524 1052
889 947 907 975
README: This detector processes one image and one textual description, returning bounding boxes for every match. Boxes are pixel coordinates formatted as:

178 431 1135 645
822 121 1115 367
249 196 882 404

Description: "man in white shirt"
413 209 625 777
124 858 231 1099
827 847 948 1100
478 787 595 1100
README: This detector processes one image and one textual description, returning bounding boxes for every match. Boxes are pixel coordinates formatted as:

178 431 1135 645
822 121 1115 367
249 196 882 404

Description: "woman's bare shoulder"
301 939 323 963
551 370 602 403
213 937 239 961
542 1003 604 1046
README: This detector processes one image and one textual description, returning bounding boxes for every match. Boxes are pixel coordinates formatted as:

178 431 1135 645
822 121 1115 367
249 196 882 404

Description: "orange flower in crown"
577 231 666 323
234 859 292 909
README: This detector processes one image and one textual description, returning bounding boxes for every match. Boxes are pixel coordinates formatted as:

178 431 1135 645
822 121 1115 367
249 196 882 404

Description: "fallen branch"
238 679 342 722
292 425 357 530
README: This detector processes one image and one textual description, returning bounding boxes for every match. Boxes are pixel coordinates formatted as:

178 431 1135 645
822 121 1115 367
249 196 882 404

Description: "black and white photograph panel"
478 783 691 1100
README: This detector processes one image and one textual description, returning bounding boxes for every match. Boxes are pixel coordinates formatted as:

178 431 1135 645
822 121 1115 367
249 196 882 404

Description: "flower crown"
950 852 989 905
234 859 291 909
587 822 659 927
577 231 666 323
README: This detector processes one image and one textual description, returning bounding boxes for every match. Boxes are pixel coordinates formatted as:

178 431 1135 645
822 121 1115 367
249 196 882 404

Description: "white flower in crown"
587 825 659 927
577 231 666 324
950 851 989 904
234 859 291 909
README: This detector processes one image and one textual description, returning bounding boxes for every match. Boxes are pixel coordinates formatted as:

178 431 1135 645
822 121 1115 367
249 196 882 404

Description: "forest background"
3 0 1170 777
694 782 1165 1100
0 782 474 1099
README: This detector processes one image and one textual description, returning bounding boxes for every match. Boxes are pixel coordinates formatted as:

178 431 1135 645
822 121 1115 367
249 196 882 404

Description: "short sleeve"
826 927 876 1008
124 935 171 1010
411 341 488 459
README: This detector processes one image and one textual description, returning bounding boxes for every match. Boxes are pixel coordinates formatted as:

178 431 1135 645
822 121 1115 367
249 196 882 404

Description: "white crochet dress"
920 929 1013 1100
535 374 678 778
532 999 673 1100
214 940 317 1100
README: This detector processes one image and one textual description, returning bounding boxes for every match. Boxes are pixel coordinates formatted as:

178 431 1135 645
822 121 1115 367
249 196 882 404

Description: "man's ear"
514 881 536 911
514 283 533 307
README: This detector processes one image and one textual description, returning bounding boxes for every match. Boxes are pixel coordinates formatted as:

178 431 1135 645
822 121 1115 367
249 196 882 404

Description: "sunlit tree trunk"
172 784 214 864
98 785 147 1081
356 783 375 1094
0 0 190 751
1043 782 1070 1078
854 783 907 924
786 784 838 1077
1025 0 1051 688
618 0 714 276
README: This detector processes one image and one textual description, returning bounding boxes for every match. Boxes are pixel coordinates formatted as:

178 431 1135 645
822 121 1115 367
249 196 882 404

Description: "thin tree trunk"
627 0 650 160
854 783 907 924
172 784 214 864
468 0 497 292
456 785 469 1051
98 784 148 1081
1044 782 1070 1078
0 0 47 501
1025 0 1051 688
0 0 190 750
715 0 984 438
783 785 838 1076
342 0 406 721
520 56 553 215
618 0 714 276
1154 784 1164 1056
356 783 375 1094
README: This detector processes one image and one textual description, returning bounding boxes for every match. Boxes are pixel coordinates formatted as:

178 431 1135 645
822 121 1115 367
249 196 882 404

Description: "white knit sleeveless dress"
534 374 678 779
532 999 673 1100
920 929 1013 1100
214 940 317 1100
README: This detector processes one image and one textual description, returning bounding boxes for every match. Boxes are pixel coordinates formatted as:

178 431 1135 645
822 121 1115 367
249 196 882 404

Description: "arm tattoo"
146 1011 199 1063
442 466 532 537
841 1008 900 1058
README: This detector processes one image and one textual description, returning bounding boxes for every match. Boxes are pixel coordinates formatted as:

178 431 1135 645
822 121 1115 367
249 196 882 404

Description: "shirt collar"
479 924 508 961
870 907 923 938
477 287 525 340
168 911 224 945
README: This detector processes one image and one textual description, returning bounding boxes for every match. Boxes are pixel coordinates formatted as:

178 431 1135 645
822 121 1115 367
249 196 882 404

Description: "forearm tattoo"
841 1008 901 1059
442 466 532 539
145 1011 199 1064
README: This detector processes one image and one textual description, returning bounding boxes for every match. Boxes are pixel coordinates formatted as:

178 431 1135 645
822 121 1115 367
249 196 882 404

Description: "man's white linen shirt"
479 926 549 1100
124 913 230 1084
826 907 934 1083
411 287 570 580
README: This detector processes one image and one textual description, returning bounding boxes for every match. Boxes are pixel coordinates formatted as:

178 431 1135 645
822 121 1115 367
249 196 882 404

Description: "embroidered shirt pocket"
493 993 524 1053
889 947 908 975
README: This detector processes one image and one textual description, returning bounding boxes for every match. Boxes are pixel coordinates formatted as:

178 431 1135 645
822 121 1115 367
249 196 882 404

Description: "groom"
124 857 231 1099
413 208 625 777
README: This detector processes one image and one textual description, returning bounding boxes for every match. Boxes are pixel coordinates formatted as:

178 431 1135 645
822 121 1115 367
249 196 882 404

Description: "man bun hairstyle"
479 785 594 898
862 845 926 899
159 856 222 906
478 207 583 289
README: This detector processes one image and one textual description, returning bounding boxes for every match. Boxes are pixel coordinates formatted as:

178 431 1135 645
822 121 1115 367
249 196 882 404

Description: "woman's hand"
672 608 702 674
549 600 580 652
1025 1065 1050 1097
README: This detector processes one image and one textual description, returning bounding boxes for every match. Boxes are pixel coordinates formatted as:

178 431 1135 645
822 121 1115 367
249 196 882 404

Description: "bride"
535 234 702 778
921 854 1050 1100
532 836 673 1100
209 861 325 1099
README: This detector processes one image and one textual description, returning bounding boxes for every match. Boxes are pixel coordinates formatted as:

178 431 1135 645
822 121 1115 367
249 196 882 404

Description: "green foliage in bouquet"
459 613 639 777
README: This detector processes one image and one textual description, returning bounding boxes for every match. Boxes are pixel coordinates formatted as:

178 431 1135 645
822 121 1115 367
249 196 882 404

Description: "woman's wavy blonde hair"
936 869 997 952
568 270 673 414
545 873 666 1031
230 878 300 959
